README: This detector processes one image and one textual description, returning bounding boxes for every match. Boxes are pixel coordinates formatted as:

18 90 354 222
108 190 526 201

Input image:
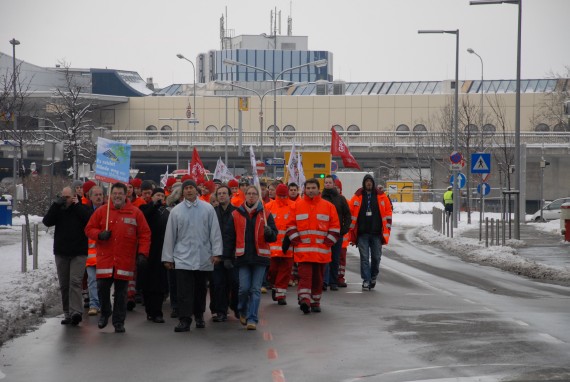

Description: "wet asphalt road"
1 226 569 382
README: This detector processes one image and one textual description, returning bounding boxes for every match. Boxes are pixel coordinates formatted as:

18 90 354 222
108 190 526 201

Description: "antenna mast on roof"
287 1 293 36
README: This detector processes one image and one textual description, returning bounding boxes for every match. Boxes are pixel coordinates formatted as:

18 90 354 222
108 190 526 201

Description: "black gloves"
98 230 112 241
263 225 274 242
136 254 148 268
223 259 234 270
282 236 291 253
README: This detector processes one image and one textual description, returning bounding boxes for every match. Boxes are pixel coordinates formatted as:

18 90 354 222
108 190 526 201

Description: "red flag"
330 128 361 170
189 147 207 183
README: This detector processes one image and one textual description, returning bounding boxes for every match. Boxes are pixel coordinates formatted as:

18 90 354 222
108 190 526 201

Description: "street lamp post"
467 48 485 240
9 38 20 201
176 54 199 135
223 58 327 177
418 29 460 229
470 0 522 239
215 81 305 167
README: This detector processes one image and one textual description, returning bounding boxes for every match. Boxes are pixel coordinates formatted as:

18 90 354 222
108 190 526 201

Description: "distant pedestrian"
43 186 92 326
85 182 151 333
443 186 453 219
162 179 223 332
348 175 392 291
85 185 104 316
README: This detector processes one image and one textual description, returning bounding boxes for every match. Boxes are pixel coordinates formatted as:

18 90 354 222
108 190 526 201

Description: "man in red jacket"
85 182 151 333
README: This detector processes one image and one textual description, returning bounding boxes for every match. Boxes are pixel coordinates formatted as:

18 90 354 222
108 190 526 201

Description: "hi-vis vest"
286 194 341 264
443 190 453 205
86 239 97 267
265 197 295 258
232 208 271 258
349 191 392 245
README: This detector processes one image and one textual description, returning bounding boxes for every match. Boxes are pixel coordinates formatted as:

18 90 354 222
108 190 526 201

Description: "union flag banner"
189 147 207 183
330 128 361 170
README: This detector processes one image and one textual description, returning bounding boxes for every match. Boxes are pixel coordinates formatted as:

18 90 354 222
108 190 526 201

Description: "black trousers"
210 262 239 315
98 277 128 326
175 270 210 320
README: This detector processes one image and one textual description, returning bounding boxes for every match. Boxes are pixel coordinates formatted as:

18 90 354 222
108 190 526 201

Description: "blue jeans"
323 239 342 286
86 265 100 309
357 234 382 283
238 264 267 324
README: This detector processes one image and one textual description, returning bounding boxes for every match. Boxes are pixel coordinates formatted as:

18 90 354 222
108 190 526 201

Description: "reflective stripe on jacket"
265 197 295 258
349 191 392 245
286 194 341 263
86 239 97 267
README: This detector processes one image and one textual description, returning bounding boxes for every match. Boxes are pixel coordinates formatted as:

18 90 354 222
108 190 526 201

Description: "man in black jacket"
321 175 352 291
43 186 92 326
211 185 238 322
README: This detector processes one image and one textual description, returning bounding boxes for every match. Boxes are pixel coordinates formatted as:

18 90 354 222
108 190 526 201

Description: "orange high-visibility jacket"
85 201 151 281
348 191 392 245
265 197 295 258
286 194 341 263
232 207 272 258
86 238 97 267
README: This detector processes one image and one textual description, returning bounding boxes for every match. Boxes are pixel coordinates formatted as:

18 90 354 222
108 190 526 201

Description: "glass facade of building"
212 49 332 83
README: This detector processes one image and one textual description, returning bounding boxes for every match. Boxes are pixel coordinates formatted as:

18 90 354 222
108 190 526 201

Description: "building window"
413 124 427 133
267 125 280 133
283 124 296 139
482 123 496 136
332 124 344 133
146 125 157 136
205 125 218 138
396 124 410 135
535 123 550 132
553 122 569 132
160 125 172 136
221 125 234 134
465 124 478 134
347 124 360 136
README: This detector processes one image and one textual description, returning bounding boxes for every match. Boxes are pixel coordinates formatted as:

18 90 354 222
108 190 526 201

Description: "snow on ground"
0 209 568 346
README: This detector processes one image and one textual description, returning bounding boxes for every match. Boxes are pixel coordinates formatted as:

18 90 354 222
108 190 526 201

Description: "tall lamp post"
467 48 485 239
470 0 521 240
223 58 327 177
215 81 306 165
9 38 20 201
176 54 199 133
467 48 486 241
418 29 460 230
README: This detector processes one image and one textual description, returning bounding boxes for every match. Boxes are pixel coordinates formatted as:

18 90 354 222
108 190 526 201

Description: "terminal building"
1 19 569 212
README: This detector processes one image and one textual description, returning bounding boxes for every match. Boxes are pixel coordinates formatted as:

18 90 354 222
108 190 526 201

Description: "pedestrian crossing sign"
471 153 491 174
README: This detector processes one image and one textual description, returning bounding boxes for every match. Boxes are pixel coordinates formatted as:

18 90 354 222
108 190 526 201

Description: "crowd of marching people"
43 173 392 334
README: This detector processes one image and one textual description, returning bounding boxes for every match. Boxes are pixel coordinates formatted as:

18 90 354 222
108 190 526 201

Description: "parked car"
530 197 570 221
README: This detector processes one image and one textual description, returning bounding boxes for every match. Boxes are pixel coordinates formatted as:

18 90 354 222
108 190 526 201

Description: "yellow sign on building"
284 151 331 189
238 97 249 111
386 181 414 202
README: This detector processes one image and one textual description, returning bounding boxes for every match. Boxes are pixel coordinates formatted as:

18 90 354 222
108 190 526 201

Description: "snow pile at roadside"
414 216 570 284
0 224 59 345
393 202 442 214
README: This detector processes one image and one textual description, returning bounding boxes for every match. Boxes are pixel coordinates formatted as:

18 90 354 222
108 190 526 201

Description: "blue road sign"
477 182 491 196
450 173 466 189
471 153 491 174
264 158 285 167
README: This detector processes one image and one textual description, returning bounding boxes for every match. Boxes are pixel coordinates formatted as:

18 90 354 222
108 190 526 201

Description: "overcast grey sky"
3 0 569 88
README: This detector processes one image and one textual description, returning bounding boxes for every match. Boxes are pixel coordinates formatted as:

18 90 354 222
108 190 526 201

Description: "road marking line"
0 369 5 380
538 333 564 344
267 348 278 360
260 319 267 326
513 319 529 326
272 369 286 382
463 298 475 304
263 331 273 341
346 291 363 294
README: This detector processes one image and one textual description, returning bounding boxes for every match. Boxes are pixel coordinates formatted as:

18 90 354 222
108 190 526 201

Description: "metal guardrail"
8 130 570 151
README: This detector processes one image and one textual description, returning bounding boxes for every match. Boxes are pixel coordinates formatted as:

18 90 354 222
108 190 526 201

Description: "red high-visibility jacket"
265 197 295 258
348 191 392 245
232 207 271 258
85 201 151 281
286 194 341 263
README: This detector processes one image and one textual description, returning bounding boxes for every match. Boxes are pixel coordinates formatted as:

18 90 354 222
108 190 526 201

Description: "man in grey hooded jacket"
162 179 223 332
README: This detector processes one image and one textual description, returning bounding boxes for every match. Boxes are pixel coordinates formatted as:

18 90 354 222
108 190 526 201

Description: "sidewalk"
461 221 570 269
